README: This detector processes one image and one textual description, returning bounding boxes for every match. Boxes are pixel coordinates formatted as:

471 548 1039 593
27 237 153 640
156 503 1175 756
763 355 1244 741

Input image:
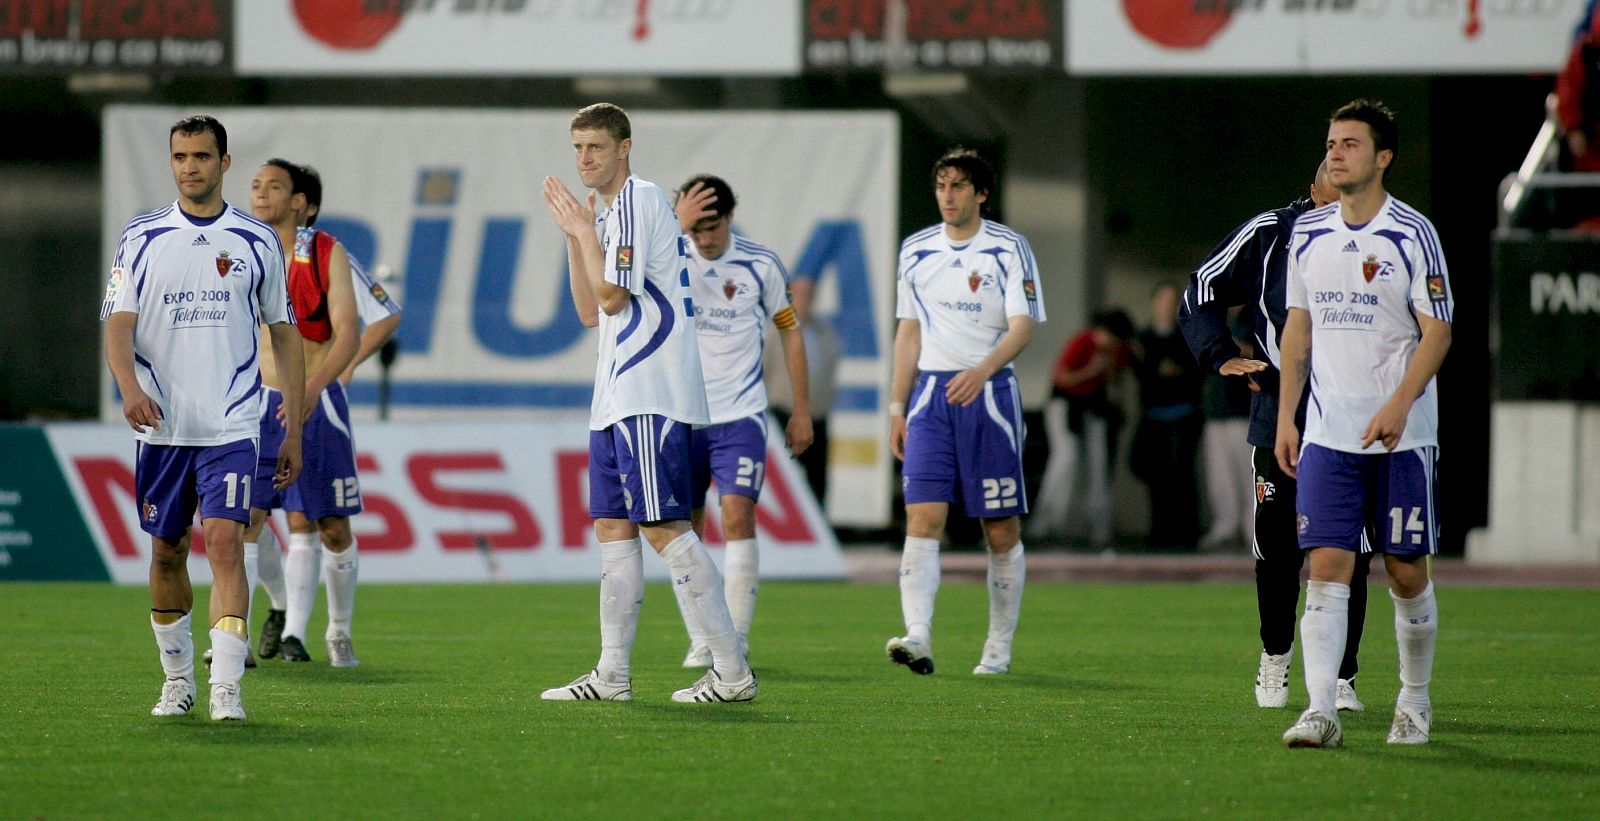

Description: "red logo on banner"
293 0 405 50
1121 0 1232 49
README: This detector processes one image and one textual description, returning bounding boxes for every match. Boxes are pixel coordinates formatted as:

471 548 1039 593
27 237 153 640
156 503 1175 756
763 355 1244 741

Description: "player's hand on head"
674 182 718 232
786 414 814 457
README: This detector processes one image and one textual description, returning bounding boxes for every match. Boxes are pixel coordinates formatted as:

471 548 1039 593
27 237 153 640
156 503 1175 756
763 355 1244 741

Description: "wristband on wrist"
889 401 906 417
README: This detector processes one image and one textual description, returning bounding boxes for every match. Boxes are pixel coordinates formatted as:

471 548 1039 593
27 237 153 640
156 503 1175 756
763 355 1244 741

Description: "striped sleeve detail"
987 222 1042 320
1390 203 1451 322
1193 211 1276 305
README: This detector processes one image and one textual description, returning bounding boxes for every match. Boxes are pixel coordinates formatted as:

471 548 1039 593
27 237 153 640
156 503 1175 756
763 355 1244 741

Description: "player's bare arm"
1362 312 1452 451
543 176 627 317
946 315 1035 408
300 242 361 422
674 181 718 232
267 320 306 490
776 323 813 457
889 318 922 461
104 311 162 433
341 312 401 385
1275 307 1312 477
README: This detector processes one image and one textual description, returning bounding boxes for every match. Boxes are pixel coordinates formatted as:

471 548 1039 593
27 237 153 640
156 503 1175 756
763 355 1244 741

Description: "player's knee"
984 518 1022 552
319 517 353 552
150 536 189 570
721 496 757 540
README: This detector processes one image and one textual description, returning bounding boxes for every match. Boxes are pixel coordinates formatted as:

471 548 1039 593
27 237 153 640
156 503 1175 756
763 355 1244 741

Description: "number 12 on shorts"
333 476 360 509
1389 506 1425 546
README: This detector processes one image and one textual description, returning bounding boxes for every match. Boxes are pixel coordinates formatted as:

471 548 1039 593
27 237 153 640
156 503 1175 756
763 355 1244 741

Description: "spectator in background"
766 270 839 510
1198 313 1255 552
1031 309 1134 548
1557 1 1600 173
1131 282 1204 550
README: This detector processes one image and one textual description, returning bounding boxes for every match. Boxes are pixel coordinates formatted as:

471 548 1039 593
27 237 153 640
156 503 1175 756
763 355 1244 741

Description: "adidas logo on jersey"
1341 240 1359 253
952 258 963 267
192 234 209 246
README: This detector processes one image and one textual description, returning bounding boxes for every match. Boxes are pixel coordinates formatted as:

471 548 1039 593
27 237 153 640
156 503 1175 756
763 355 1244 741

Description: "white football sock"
899 536 941 643
151 613 193 681
323 538 359 640
984 543 1026 659
1391 582 1438 710
254 526 288 611
661 530 748 681
596 538 643 683
723 537 759 640
242 541 260 631
1300 580 1351 717
283 531 320 641
208 628 248 687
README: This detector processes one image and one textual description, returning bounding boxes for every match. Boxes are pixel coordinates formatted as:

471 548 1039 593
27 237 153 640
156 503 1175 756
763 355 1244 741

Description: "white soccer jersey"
589 175 710 430
687 235 796 423
1286 195 1454 454
895 219 1046 372
344 240 402 328
101 201 293 446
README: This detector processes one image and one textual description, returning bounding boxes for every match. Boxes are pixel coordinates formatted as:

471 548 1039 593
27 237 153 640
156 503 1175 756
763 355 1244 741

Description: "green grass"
2 580 1596 819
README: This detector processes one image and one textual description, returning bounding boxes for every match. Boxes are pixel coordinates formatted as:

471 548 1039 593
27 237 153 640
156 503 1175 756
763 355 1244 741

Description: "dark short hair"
571 102 631 142
1094 309 1135 341
1331 99 1399 175
679 173 737 219
262 158 324 225
170 115 227 155
931 147 995 200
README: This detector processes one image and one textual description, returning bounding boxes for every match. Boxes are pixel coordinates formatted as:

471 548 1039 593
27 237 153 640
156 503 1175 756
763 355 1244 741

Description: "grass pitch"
3 579 1596 819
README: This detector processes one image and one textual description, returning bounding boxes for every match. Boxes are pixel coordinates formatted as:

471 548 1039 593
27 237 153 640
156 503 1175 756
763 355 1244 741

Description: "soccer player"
1179 163 1375 712
670 174 813 668
885 148 1045 676
539 103 756 703
103 115 303 721
1277 100 1450 748
243 159 364 668
242 168 402 669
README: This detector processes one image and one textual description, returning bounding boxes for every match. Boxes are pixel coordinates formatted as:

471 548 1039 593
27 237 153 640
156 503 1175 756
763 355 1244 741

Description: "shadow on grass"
144 718 345 746
1343 741 1600 779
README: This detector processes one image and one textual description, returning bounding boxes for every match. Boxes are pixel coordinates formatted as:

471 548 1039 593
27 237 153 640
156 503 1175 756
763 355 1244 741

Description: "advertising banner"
1493 234 1600 401
102 105 898 526
0 427 108 581
0 0 229 75
235 2 800 76
42 420 845 585
1067 0 1582 75
805 0 1060 72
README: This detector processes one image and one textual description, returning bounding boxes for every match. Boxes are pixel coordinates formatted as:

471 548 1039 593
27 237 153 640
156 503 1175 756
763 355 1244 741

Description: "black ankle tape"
150 608 189 615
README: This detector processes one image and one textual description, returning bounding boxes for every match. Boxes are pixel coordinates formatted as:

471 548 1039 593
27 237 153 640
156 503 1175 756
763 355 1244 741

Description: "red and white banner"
45 419 845 585
236 2 800 76
1068 0 1582 75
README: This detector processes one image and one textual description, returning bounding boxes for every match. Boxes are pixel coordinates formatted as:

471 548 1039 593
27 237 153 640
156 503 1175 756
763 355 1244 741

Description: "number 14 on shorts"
1389 506 1425 546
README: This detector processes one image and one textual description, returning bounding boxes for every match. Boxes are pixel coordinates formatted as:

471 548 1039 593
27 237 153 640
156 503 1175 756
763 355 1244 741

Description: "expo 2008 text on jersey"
101 201 292 447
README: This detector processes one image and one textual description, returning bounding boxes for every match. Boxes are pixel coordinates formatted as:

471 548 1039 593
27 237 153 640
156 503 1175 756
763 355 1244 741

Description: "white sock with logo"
208 628 248 688
899 536 941 643
323 539 359 640
723 537 759 640
1300 580 1351 717
283 531 320 641
151 613 194 681
596 538 643 684
661 529 748 681
984 543 1026 664
1392 582 1438 710
254 526 288 611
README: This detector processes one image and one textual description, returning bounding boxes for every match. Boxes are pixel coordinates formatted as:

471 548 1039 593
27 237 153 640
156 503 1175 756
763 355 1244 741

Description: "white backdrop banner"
45 420 845 585
1068 0 1583 75
235 2 800 76
101 105 898 527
